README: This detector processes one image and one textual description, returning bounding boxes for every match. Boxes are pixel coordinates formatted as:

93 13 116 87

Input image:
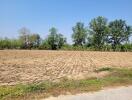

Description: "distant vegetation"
0 16 132 51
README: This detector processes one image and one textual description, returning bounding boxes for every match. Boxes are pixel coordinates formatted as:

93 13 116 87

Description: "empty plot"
0 50 132 85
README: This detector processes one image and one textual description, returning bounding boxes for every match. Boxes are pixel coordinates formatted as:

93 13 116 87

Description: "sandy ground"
0 50 132 85
43 86 132 100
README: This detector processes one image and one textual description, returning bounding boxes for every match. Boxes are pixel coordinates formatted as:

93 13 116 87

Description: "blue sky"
0 0 132 43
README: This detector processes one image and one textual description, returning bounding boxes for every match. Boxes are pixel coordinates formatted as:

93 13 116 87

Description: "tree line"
0 16 132 51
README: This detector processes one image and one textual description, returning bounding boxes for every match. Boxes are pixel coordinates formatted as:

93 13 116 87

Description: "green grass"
94 67 113 73
0 68 132 100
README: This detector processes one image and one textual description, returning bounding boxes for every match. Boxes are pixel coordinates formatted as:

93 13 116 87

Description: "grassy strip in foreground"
0 68 132 100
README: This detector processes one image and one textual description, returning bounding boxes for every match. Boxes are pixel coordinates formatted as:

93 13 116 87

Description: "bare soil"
0 50 132 85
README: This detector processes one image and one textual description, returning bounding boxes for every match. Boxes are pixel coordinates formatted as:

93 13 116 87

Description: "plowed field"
0 50 132 85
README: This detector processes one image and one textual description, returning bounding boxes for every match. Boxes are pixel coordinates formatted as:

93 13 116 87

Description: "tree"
46 27 59 50
57 33 66 49
29 33 41 48
45 27 66 50
39 39 51 50
72 22 87 46
108 19 132 50
88 16 108 50
0 38 10 49
19 27 30 49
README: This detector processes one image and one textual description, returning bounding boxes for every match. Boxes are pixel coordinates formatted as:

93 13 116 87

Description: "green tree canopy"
57 33 66 49
29 33 41 48
108 19 132 50
88 16 108 50
47 27 59 50
72 22 87 46
45 27 66 50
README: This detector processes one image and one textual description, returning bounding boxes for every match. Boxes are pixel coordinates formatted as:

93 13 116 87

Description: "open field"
0 50 132 86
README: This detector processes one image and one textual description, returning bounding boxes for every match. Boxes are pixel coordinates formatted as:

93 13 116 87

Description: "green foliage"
108 19 132 50
1 68 132 100
57 33 66 49
19 27 41 49
88 16 108 50
123 43 132 51
72 22 87 46
47 27 58 50
45 27 66 50
0 38 23 49
39 39 51 50
0 17 132 51
28 33 41 49
94 67 112 73
61 44 73 50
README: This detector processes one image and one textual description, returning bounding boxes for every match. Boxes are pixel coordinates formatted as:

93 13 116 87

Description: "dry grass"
1 68 132 100
0 50 132 85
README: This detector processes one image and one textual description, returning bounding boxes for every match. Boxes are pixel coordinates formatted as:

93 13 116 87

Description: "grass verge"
0 68 132 100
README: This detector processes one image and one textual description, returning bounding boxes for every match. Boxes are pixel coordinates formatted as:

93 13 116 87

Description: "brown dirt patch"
0 50 132 85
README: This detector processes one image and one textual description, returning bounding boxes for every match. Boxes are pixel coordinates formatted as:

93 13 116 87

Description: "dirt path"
43 86 132 100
